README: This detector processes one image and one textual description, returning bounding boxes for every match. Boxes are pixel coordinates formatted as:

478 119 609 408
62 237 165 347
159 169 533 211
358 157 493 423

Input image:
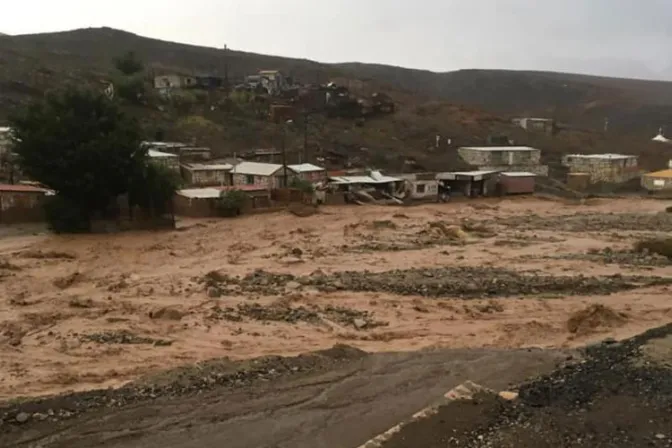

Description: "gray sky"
3 0 672 79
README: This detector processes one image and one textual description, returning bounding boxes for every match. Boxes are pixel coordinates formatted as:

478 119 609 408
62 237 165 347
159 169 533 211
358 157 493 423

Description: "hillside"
1 27 672 172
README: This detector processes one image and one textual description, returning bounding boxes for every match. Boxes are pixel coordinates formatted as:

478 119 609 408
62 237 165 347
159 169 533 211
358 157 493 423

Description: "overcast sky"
3 0 672 80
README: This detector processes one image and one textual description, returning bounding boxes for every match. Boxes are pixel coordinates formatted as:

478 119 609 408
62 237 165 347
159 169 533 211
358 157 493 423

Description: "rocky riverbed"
203 267 672 298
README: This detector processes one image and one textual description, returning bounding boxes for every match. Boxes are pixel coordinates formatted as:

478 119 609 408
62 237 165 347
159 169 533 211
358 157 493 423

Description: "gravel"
382 323 672 448
0 345 367 431
202 267 672 299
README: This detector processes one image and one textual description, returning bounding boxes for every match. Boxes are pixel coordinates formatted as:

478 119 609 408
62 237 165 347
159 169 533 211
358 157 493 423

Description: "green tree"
128 163 182 216
114 51 144 76
9 88 144 229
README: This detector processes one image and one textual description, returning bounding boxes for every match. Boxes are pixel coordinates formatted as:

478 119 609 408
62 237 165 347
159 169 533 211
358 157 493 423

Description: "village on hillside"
2 59 672 226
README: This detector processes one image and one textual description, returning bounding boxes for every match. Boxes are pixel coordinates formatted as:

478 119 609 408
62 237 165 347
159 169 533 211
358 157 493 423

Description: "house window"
245 175 254 185
416 184 426 194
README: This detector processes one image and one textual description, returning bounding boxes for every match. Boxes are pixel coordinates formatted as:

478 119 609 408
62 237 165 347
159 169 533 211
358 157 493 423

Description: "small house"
240 148 283 163
173 185 271 217
641 169 672 192
288 163 327 184
181 162 233 187
436 170 499 197
498 172 536 195
395 173 439 200
328 171 402 195
154 74 197 90
513 118 555 134
148 149 180 173
562 153 639 184
0 184 52 223
458 146 548 176
231 161 294 189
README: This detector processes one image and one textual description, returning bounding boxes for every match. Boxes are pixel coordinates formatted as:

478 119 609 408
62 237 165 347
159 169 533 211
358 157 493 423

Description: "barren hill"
1 27 672 172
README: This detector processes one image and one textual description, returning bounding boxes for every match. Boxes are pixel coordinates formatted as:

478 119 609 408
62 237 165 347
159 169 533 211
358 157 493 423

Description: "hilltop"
1 27 672 172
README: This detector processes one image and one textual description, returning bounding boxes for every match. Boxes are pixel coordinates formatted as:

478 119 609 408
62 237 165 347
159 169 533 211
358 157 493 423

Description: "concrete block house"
458 146 548 176
561 154 639 184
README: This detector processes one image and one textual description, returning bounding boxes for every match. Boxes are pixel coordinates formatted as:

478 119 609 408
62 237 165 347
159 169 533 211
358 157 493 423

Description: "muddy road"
1 346 569 448
382 324 672 448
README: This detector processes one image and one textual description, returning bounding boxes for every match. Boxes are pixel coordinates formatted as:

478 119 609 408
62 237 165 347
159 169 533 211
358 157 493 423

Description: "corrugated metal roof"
460 146 538 152
183 163 233 171
177 188 221 199
232 161 286 176
0 184 51 193
436 170 499 180
148 149 178 158
644 169 672 179
566 153 635 160
288 163 325 173
500 172 537 177
329 174 402 185
215 185 267 192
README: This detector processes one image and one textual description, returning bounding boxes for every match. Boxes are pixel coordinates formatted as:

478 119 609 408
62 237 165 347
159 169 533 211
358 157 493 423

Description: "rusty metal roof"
645 169 672 179
0 184 51 193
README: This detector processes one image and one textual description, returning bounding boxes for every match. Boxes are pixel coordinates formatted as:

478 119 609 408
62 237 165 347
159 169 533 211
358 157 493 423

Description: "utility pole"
281 123 288 188
303 110 309 163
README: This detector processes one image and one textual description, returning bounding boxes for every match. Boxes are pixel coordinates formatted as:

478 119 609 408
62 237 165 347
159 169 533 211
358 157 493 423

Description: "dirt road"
1 346 568 448
382 323 672 448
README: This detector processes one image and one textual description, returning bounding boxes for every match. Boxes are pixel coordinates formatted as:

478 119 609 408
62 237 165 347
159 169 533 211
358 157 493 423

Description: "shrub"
43 195 90 233
290 177 315 194
218 190 247 217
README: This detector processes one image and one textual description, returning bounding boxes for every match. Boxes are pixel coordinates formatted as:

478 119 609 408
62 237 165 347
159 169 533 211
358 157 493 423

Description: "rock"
149 307 185 321
285 281 302 291
290 248 303 257
498 391 519 401
207 287 222 298
353 318 368 330
15 412 29 423
655 434 666 440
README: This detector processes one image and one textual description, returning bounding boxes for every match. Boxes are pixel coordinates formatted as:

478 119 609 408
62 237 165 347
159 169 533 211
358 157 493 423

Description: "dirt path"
1 347 568 448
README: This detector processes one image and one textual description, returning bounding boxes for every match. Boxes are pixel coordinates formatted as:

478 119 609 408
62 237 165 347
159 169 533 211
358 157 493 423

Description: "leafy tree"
290 177 315 194
115 75 146 104
217 189 247 217
128 163 182 216
114 51 144 76
9 88 144 229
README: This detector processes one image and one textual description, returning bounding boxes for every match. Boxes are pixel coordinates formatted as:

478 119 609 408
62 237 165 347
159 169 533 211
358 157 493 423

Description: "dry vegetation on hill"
2 28 672 171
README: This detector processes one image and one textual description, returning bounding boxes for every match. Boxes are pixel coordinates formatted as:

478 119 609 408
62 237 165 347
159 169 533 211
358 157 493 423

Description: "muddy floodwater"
1 197 671 400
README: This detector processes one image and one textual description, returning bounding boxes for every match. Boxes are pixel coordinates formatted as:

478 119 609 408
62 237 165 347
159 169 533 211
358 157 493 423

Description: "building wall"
562 157 639 184
478 164 550 176
184 169 231 187
459 148 541 166
297 170 328 183
499 176 535 195
150 157 180 173
642 175 672 191
232 173 272 189
0 191 46 223
173 195 216 217
407 180 439 200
